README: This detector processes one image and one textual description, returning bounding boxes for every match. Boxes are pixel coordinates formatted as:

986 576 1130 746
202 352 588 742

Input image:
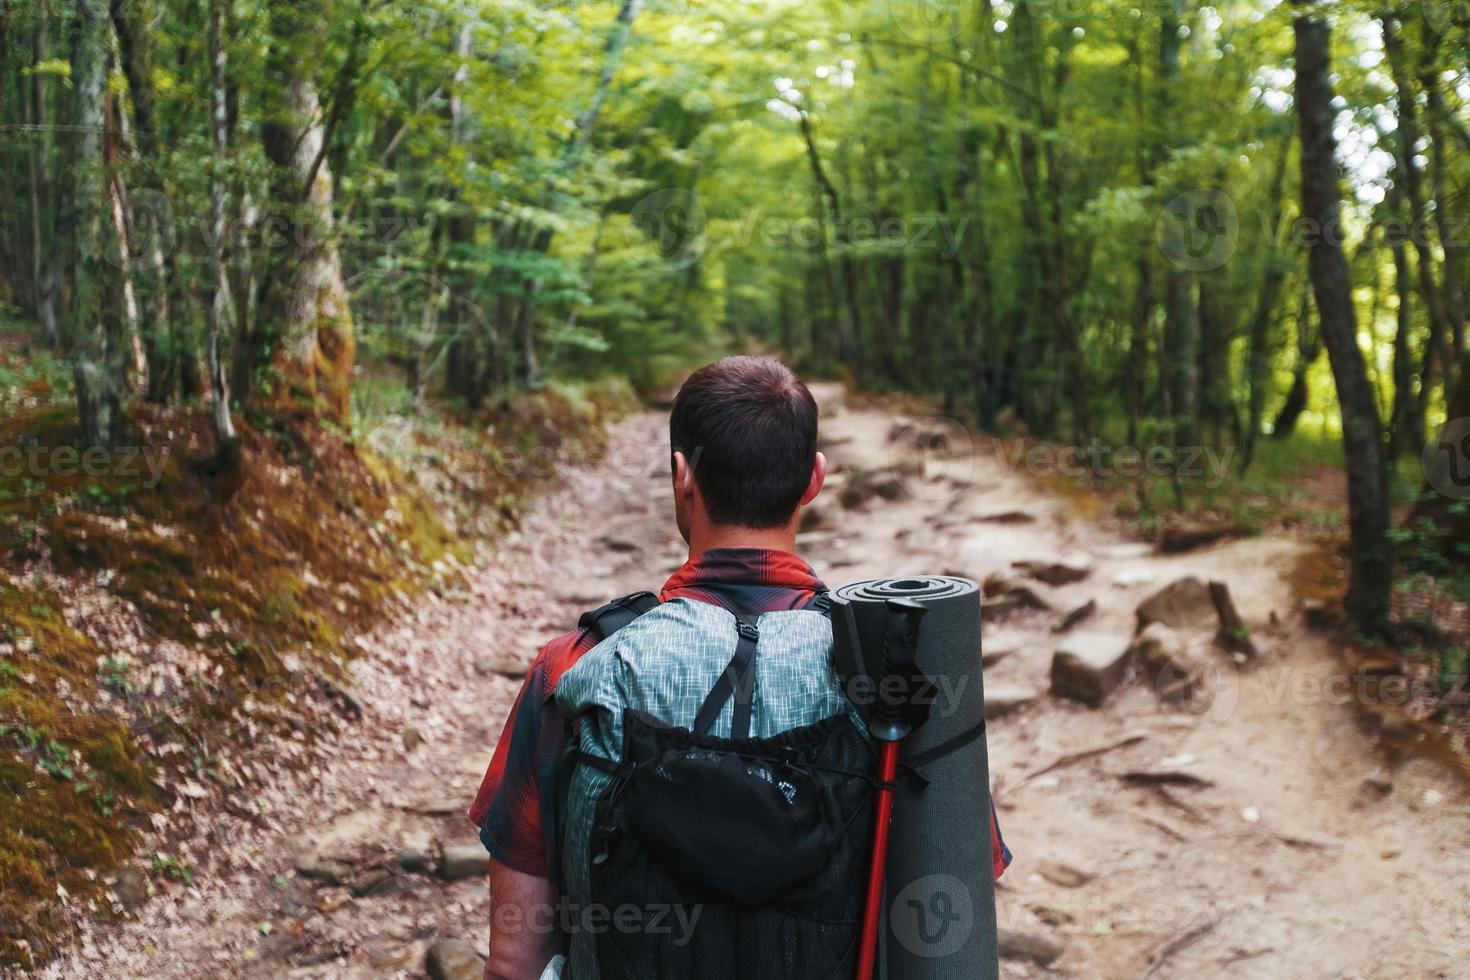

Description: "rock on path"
426 938 486 980
1135 575 1216 630
985 683 1041 719
1049 632 1133 707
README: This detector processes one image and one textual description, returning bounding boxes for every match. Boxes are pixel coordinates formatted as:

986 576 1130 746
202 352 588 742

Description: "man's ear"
799 451 827 507
672 450 696 498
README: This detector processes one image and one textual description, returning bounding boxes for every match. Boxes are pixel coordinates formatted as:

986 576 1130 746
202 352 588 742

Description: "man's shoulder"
532 592 668 695
529 626 597 698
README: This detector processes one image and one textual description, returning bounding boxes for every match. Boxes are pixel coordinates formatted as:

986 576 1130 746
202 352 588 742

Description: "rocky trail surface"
37 386 1470 980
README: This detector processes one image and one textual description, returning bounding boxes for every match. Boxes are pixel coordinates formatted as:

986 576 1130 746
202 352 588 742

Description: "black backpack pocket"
584 710 874 980
622 718 844 904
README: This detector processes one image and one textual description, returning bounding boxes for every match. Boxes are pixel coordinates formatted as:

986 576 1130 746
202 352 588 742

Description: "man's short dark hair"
669 356 818 529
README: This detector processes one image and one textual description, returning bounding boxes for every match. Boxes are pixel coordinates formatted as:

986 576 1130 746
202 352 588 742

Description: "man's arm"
471 630 591 979
485 859 561 980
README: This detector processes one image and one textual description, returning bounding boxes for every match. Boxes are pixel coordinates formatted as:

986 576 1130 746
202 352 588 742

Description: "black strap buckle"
694 617 761 739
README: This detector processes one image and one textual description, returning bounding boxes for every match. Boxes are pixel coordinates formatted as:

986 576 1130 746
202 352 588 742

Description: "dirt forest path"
41 385 1470 980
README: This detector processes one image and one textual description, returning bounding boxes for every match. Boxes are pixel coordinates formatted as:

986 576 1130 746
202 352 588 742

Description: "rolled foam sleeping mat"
830 576 997 980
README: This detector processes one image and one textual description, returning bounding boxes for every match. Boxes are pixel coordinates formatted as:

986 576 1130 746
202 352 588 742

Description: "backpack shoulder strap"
577 590 661 642
693 618 761 739
804 590 833 616
550 590 659 894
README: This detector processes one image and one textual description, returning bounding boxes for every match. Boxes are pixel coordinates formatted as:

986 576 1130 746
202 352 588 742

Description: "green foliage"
0 0 1464 445
150 852 194 885
0 342 71 416
1393 502 1470 599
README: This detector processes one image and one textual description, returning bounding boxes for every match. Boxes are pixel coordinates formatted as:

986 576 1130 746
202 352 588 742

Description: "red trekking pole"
855 600 927 980
855 737 901 979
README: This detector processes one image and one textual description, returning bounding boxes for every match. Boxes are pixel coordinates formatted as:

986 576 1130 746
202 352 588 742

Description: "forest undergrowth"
0 328 635 968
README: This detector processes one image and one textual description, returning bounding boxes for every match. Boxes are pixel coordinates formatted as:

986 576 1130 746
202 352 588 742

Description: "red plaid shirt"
468 547 1011 880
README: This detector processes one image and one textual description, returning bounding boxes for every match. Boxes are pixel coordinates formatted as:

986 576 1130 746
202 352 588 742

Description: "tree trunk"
104 138 146 386
70 0 129 449
550 211 608 376
111 0 177 402
439 19 486 401
1041 30 1087 442
514 279 540 386
1160 2 1199 447
1239 135 1294 472
1382 13 1456 406
206 0 237 449
1418 17 1466 369
1127 260 1153 447
226 3 259 408
1273 283 1321 439
947 4 995 428
802 185 844 377
1294 0 1393 634
1125 27 1154 449
1013 154 1048 432
28 10 59 346
1009 1 1055 436
259 0 355 424
1197 266 1235 441
1387 179 1424 463
230 193 259 402
968 162 998 430
798 110 862 376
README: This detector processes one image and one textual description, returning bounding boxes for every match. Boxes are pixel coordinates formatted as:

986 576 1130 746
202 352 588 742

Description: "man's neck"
687 522 798 560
